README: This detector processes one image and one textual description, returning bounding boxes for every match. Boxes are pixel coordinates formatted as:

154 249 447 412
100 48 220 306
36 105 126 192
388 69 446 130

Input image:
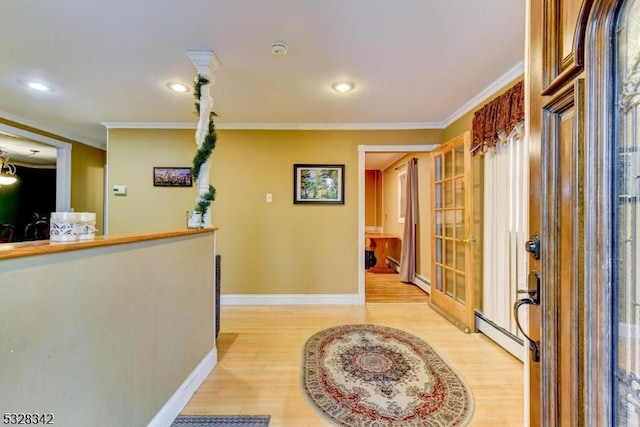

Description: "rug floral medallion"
301 324 474 426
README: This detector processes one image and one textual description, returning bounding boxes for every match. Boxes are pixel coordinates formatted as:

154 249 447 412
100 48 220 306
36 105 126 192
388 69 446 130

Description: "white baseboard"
387 256 400 270
386 258 431 294
414 273 431 294
475 312 525 361
365 226 383 233
221 294 362 305
147 347 218 427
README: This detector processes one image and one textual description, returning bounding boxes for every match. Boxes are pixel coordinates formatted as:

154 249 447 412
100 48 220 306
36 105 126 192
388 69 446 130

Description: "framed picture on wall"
153 167 193 187
293 164 345 204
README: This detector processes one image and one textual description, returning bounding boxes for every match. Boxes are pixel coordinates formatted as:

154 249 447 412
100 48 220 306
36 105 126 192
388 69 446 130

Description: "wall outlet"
266 193 273 203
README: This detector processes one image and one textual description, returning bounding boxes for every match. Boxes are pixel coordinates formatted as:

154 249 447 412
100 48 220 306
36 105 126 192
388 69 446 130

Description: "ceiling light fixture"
331 81 355 93
27 81 50 92
0 150 17 186
166 82 191 93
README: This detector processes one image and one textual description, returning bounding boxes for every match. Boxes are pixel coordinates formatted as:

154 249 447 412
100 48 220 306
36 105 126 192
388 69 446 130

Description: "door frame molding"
357 144 439 304
583 0 621 423
0 123 72 212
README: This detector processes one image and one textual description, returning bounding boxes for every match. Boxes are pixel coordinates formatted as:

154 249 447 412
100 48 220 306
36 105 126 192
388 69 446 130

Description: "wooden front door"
430 131 475 333
527 0 592 424
527 0 639 425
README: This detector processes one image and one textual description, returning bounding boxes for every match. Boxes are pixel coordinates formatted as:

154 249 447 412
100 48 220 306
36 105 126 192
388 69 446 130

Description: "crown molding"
441 61 525 127
102 122 197 129
0 111 105 150
102 121 445 131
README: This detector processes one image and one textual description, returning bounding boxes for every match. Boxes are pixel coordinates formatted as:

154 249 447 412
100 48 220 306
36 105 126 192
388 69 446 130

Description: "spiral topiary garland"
192 74 217 218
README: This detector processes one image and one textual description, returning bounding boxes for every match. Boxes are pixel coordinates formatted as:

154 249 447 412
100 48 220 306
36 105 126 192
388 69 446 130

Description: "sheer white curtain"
482 123 528 336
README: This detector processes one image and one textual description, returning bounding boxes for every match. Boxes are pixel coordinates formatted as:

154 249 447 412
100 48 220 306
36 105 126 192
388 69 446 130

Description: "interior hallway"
365 270 430 303
181 301 524 426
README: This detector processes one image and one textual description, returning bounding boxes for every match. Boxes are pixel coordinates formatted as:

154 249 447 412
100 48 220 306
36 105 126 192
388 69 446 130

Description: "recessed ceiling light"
331 81 355 93
27 81 50 92
166 82 190 93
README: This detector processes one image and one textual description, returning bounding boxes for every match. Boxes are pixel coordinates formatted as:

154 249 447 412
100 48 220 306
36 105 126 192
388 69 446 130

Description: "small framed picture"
293 164 345 204
153 167 193 187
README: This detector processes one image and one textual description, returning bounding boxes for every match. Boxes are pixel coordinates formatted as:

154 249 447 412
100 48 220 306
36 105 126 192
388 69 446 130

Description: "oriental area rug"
301 324 474 426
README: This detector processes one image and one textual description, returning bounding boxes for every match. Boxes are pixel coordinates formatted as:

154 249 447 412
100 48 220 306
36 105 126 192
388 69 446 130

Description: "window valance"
471 80 524 155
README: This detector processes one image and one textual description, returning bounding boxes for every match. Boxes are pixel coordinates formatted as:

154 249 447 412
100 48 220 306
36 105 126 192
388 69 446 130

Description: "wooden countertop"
0 228 218 261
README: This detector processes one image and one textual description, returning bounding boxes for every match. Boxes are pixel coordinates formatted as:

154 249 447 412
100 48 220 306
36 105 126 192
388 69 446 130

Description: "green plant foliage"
191 126 217 180
195 185 216 214
192 74 217 219
193 74 210 114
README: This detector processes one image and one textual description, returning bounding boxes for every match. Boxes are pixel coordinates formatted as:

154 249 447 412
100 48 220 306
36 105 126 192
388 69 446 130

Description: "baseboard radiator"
474 311 524 361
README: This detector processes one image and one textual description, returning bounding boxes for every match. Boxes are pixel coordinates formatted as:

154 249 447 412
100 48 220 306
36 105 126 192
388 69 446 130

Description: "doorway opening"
358 144 439 304
0 124 71 242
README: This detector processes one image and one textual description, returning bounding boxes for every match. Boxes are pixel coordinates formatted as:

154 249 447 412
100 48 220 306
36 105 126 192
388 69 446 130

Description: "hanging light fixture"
0 150 17 186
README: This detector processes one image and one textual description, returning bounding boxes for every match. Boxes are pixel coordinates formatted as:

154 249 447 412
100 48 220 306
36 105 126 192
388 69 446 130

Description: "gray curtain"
399 158 418 283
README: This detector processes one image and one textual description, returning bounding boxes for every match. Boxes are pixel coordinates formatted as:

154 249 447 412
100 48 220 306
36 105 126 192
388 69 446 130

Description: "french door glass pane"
435 211 443 236
455 273 466 304
445 151 453 178
614 2 640 424
445 210 455 237
435 155 442 181
436 266 443 291
436 238 443 263
455 178 465 207
445 180 453 207
435 183 442 208
454 146 465 176
445 268 454 297
455 209 465 239
456 242 466 271
445 239 453 266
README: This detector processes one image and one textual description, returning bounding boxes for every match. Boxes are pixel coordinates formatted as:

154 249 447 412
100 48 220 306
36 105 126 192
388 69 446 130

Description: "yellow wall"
107 129 199 234
108 128 442 295
70 141 105 233
364 170 382 229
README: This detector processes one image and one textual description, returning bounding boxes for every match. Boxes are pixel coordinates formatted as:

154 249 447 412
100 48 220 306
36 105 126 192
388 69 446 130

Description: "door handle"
514 270 541 362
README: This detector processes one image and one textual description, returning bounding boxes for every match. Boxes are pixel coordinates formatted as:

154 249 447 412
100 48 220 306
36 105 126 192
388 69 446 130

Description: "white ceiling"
0 134 57 166
0 1 525 149
365 153 407 171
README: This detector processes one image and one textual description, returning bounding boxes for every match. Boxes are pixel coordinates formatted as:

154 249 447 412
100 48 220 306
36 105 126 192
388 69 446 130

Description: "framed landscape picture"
153 167 193 187
293 164 345 204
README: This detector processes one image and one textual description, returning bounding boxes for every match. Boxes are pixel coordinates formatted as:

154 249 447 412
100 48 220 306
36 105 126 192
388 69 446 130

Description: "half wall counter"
0 228 218 427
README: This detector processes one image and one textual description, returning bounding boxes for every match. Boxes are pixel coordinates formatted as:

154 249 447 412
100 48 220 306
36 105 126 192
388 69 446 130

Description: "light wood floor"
365 270 430 303
182 285 524 426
